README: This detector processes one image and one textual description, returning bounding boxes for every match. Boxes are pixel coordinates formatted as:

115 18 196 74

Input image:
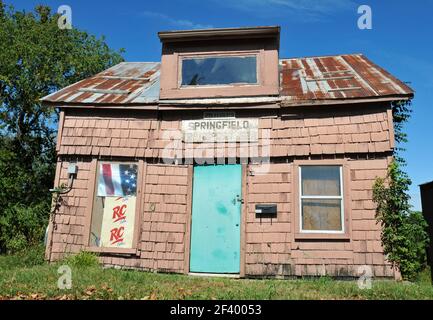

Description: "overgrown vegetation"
0 244 46 270
373 161 429 280
62 251 99 268
0 1 124 253
372 100 429 281
391 100 413 164
0 249 432 300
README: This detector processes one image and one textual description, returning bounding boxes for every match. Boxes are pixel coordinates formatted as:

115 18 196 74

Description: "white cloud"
213 0 357 21
140 11 213 29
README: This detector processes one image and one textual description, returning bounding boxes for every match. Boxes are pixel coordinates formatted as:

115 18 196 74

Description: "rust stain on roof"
42 62 161 105
41 54 413 106
279 54 413 104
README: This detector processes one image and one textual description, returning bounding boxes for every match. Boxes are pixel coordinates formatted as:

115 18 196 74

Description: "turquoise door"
190 164 242 273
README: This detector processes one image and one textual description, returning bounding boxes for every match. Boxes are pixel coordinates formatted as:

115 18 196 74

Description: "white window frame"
299 165 345 234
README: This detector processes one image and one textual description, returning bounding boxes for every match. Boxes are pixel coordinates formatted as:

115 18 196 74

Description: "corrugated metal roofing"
41 54 413 106
280 54 413 104
42 62 160 105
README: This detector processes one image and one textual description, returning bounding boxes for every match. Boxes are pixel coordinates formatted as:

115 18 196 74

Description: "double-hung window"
299 165 344 233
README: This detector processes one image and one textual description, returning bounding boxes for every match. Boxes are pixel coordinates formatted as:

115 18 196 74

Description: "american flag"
98 163 138 197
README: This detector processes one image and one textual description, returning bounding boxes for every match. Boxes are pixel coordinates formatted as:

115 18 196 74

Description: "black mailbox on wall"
255 204 277 218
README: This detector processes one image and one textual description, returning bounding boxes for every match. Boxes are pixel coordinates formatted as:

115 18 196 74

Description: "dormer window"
181 55 258 86
158 26 280 100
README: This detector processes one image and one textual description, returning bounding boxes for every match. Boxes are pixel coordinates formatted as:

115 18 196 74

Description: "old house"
42 26 414 278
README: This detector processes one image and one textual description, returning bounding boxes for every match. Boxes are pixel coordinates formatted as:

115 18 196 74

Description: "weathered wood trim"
56 110 65 152
240 163 248 277
45 160 62 261
183 165 194 274
83 158 97 247
133 160 146 253
387 107 395 149
85 246 138 255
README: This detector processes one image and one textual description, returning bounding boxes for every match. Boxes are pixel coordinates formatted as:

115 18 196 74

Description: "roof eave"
280 94 413 108
40 101 160 110
42 93 414 109
158 26 280 42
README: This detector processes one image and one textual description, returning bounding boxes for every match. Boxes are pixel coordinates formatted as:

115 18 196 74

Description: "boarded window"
181 55 257 86
300 165 343 232
89 163 138 248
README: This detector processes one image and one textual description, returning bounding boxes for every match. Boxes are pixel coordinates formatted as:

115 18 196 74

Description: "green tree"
391 100 412 165
373 99 429 281
0 1 124 253
373 160 429 281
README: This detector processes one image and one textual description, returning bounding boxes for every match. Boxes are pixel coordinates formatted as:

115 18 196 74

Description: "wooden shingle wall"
48 159 91 261
47 103 398 278
139 164 189 272
47 161 189 272
244 158 397 278
58 106 393 159
59 111 159 158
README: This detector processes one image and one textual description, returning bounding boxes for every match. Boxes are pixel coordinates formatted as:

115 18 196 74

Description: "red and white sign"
100 196 136 248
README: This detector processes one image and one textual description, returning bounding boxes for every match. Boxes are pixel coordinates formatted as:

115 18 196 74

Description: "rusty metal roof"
41 54 413 106
42 62 160 105
280 54 413 105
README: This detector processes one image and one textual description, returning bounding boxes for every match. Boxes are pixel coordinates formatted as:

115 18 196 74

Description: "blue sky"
12 0 433 211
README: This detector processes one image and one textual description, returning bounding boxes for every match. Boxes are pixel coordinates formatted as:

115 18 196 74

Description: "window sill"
85 246 139 256
294 232 351 241
160 85 279 100
179 83 261 89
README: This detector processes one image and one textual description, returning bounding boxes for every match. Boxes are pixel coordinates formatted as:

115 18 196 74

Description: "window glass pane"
98 163 137 197
90 163 138 248
302 199 342 231
301 166 341 196
181 56 257 86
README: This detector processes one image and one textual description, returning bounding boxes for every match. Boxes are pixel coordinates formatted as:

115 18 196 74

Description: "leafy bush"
0 202 49 253
373 160 429 281
62 251 100 268
17 244 46 266
0 244 46 269
417 266 432 284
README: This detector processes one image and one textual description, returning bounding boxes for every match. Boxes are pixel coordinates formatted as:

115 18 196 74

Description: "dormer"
158 26 280 100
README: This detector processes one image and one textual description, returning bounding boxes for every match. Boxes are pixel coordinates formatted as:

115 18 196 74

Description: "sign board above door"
182 113 258 142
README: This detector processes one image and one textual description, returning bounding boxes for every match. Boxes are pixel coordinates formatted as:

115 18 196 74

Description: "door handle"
236 194 244 204
232 195 244 205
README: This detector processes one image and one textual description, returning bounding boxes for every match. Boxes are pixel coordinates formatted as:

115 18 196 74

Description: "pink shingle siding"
46 103 399 278
48 159 92 261
48 161 190 273
139 164 189 273
58 106 393 158
244 159 396 278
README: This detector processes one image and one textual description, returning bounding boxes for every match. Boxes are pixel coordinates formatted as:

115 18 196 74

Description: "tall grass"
0 248 432 300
